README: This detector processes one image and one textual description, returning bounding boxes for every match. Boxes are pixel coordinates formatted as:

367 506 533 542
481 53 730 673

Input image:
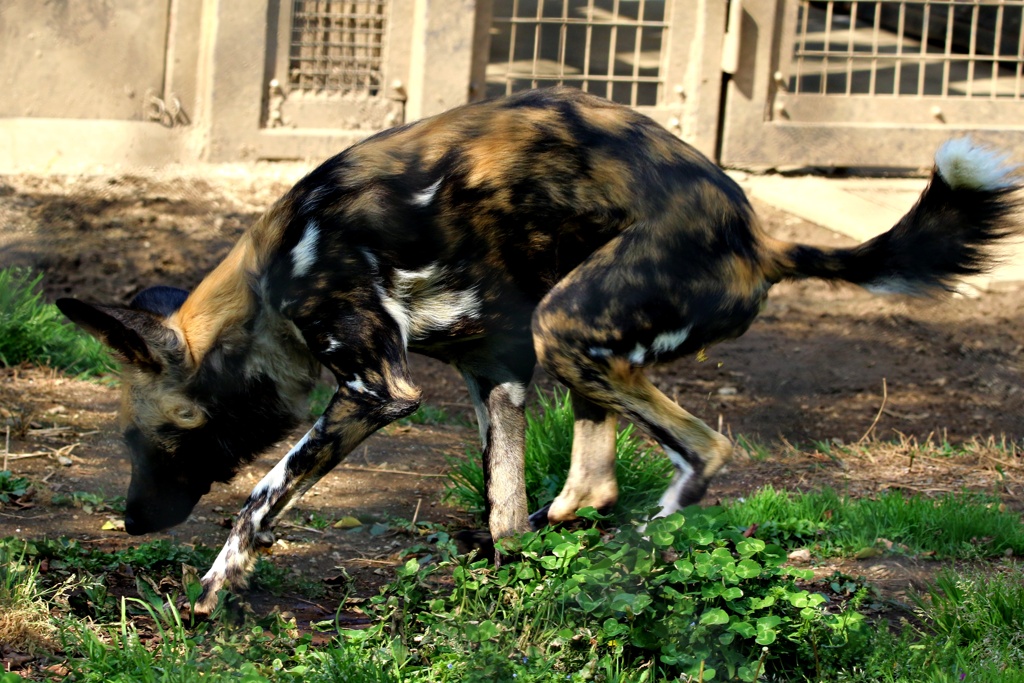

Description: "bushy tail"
766 138 1021 295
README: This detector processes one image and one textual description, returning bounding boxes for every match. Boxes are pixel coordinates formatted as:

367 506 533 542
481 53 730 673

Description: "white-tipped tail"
934 137 1019 191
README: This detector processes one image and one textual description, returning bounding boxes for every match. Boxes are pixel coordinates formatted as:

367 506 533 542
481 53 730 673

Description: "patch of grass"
0 267 116 377
445 388 671 522
833 566 1024 683
51 489 126 514
63 597 326 682
308 382 336 418
725 486 1024 559
735 434 773 461
7 537 324 606
396 403 466 427
0 542 66 654
13 537 217 578
916 566 1024 674
0 470 31 504
358 509 870 682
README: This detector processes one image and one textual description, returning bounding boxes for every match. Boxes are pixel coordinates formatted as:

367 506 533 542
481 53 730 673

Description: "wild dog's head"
57 287 307 535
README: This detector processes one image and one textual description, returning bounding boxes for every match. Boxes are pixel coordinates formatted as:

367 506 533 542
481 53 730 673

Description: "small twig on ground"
337 557 400 566
278 521 324 535
0 511 54 520
294 596 331 612
337 465 447 478
3 451 50 461
411 497 422 527
857 378 888 448
4 442 80 462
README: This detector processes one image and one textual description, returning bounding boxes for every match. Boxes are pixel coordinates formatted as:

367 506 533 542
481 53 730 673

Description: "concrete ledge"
0 118 186 174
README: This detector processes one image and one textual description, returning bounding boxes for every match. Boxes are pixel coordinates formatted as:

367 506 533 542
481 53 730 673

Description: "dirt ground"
1 168 1023 630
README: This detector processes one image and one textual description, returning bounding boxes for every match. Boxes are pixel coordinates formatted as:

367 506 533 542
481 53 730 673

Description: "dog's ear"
130 286 189 317
56 298 179 373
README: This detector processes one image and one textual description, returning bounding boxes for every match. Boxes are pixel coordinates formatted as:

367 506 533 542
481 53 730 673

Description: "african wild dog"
58 87 1020 613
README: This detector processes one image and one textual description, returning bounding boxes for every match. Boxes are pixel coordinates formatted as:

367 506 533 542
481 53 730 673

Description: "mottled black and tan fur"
58 88 1020 613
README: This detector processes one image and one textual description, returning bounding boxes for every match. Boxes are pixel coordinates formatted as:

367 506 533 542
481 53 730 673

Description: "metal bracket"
145 90 190 128
721 0 744 75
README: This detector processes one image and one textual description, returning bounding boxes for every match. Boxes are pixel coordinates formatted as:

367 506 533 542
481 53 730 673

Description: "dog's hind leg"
458 345 536 549
529 391 618 528
532 231 747 523
537 354 731 522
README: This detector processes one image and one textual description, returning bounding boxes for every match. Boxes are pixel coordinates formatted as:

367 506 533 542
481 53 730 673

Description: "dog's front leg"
194 354 420 614
194 420 329 613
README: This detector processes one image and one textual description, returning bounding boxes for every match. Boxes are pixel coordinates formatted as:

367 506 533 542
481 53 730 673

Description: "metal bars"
288 1 387 94
487 0 669 106
789 0 1024 99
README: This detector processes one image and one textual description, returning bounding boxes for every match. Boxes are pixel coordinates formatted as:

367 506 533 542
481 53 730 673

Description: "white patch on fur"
462 373 490 450
379 265 480 345
587 347 614 359
204 535 239 581
500 381 527 407
935 138 1018 191
411 178 443 206
250 428 312 503
325 336 342 353
360 248 380 272
628 343 647 366
652 325 693 355
655 447 695 518
863 277 921 296
291 221 319 276
345 374 379 398
302 186 328 215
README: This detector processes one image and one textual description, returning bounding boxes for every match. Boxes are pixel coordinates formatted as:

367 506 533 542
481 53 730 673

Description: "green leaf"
735 558 762 579
650 530 675 548
699 608 730 626
737 664 759 682
691 528 715 546
602 618 629 637
552 542 580 559
755 615 782 645
397 557 420 578
701 583 723 599
576 591 604 611
722 586 744 601
735 538 766 556
465 619 500 642
729 621 756 638
710 547 735 566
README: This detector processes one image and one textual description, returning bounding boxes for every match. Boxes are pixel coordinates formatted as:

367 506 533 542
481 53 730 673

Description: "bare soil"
1 168 1023 646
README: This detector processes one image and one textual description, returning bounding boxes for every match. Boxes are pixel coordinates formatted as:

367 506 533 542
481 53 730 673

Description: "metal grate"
790 0 1024 98
487 0 669 107
288 1 387 94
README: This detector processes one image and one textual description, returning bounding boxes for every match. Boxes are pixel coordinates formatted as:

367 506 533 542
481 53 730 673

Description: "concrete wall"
0 0 170 120
0 0 487 170
0 0 714 170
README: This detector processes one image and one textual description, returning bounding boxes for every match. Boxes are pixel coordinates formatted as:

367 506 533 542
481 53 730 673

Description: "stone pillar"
405 0 479 121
